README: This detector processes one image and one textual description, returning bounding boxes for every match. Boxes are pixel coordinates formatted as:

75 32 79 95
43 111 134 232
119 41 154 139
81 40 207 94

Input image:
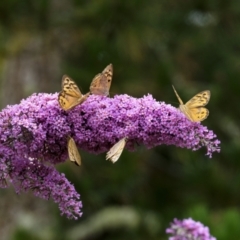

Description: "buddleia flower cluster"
166 218 216 240
0 90 220 218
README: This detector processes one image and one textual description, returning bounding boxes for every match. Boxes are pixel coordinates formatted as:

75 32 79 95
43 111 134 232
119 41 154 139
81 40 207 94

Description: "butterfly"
106 137 127 163
67 137 81 166
58 75 90 111
90 64 113 96
172 85 211 122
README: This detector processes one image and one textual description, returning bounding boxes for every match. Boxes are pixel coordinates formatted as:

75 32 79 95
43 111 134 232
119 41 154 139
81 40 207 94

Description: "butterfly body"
58 75 89 111
172 85 210 122
106 137 127 163
90 64 113 96
67 137 81 166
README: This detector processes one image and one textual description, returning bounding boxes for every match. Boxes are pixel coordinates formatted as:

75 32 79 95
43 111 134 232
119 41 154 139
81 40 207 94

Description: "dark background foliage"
0 1 239 239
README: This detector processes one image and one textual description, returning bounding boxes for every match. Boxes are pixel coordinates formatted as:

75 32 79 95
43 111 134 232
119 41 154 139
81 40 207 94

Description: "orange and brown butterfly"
172 85 211 122
90 64 113 96
58 75 90 111
106 137 127 163
67 137 81 166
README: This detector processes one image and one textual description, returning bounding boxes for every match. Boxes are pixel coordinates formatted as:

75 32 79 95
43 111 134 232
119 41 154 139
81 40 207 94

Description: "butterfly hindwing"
188 107 209 122
58 92 79 111
90 64 113 96
90 74 108 95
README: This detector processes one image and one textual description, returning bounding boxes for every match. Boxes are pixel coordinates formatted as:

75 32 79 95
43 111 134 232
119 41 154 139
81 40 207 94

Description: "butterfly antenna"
172 85 184 105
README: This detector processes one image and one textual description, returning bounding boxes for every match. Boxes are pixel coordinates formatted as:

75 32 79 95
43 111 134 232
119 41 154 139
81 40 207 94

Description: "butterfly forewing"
106 137 126 163
58 75 89 111
67 137 81 166
62 75 82 98
90 64 113 96
185 90 210 108
103 64 113 86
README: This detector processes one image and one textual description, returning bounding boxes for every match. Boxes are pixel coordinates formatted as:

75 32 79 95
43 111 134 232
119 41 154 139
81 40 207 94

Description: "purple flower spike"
0 93 220 218
166 218 216 240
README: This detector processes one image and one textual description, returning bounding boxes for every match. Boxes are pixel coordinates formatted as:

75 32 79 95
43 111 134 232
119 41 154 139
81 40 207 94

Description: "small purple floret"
166 218 216 240
0 93 220 218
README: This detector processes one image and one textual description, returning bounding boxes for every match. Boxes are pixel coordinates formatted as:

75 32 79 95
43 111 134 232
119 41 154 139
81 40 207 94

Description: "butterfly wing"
67 137 81 166
184 90 210 122
90 64 113 96
187 107 209 122
102 63 113 88
58 75 87 111
185 90 210 108
106 137 126 163
58 91 80 111
62 75 83 98
173 87 210 122
90 73 107 95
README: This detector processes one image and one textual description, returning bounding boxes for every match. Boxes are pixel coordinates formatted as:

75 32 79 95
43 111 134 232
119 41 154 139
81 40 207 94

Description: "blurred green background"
0 0 239 239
